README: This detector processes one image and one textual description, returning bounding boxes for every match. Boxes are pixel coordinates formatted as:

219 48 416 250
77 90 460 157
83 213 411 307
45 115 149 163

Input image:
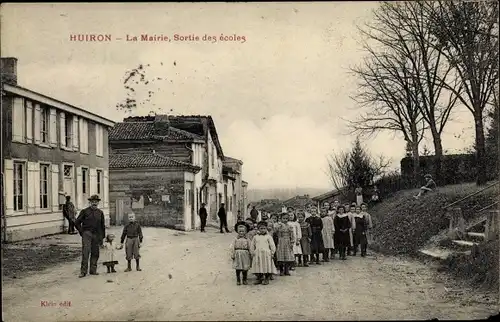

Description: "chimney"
153 114 170 135
1 57 18 85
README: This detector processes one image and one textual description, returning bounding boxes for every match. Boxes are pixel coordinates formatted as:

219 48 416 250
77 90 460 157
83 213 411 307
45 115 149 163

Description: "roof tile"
109 153 200 172
109 122 203 141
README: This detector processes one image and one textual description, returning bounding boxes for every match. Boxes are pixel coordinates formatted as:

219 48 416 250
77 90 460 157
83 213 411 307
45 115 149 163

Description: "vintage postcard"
1 2 498 321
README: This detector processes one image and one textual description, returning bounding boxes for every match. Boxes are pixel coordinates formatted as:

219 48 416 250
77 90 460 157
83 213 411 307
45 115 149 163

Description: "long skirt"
354 230 368 247
299 237 311 255
310 232 324 253
292 243 302 255
233 249 252 270
250 250 278 274
125 237 140 260
277 240 295 262
335 231 350 248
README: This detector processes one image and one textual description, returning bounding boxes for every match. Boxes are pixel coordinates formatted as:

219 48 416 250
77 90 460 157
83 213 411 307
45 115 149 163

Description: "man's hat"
88 194 101 201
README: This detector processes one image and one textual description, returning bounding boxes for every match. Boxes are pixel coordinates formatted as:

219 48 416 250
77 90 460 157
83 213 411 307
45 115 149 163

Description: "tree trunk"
411 143 420 188
474 111 488 186
430 127 444 186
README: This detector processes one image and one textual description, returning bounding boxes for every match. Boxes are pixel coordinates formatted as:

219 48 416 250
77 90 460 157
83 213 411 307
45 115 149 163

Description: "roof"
109 153 201 172
223 156 243 165
311 188 343 201
2 84 115 127
109 121 204 142
282 195 314 209
123 115 224 157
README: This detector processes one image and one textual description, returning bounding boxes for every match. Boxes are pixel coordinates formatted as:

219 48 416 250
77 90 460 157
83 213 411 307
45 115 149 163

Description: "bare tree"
326 137 391 198
347 33 427 185
423 0 499 185
358 1 463 184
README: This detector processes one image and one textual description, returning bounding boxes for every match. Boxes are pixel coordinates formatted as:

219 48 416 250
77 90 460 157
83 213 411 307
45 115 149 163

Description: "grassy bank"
368 182 498 290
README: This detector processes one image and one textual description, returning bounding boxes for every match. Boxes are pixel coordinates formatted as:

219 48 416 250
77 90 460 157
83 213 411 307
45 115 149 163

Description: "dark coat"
75 206 105 240
199 207 208 217
218 207 226 218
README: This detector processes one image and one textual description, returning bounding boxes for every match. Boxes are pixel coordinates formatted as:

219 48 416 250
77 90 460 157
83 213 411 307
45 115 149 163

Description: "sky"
1 2 475 189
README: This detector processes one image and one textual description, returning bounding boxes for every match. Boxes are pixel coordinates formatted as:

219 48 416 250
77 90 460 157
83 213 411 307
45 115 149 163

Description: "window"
211 145 215 168
40 164 50 209
97 170 102 195
13 162 25 211
65 116 73 147
82 167 88 194
64 165 73 178
41 108 49 144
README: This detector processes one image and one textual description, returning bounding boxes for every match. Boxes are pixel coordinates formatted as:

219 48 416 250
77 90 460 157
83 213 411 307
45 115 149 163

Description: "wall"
2 94 111 241
109 169 185 229
191 143 204 230
110 141 191 163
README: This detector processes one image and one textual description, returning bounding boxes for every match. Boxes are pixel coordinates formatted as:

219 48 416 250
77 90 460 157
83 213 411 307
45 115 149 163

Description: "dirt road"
2 227 498 321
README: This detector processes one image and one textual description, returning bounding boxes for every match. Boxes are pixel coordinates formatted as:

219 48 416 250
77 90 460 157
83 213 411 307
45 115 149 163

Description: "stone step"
419 247 471 261
467 232 485 239
452 240 478 248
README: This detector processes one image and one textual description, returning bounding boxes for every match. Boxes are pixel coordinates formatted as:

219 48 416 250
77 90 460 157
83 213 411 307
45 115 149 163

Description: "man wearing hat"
414 174 437 199
74 194 106 278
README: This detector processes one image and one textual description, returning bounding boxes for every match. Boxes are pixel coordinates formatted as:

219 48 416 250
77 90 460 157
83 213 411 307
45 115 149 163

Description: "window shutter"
73 115 79 151
103 170 109 208
76 167 83 210
51 164 59 212
34 104 41 145
60 112 66 148
27 162 37 214
26 101 33 143
49 108 57 146
12 97 24 142
89 168 97 196
4 160 14 215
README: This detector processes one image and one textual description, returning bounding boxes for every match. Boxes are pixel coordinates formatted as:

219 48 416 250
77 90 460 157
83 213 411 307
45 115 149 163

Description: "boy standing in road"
120 213 144 272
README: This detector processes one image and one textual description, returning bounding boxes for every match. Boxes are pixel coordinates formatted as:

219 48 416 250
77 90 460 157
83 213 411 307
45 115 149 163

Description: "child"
345 203 356 256
361 203 374 249
306 207 324 265
250 221 278 285
246 218 258 241
352 205 368 257
321 209 335 261
288 212 302 270
102 233 119 273
298 212 312 267
276 213 295 276
231 222 252 285
334 205 351 260
120 213 144 272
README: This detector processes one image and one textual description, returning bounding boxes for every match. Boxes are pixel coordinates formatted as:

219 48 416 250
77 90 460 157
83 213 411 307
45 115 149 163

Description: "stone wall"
109 169 185 229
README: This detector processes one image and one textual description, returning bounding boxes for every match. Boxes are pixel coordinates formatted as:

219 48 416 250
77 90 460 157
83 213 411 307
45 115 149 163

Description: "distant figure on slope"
355 185 363 206
414 174 437 199
250 206 259 222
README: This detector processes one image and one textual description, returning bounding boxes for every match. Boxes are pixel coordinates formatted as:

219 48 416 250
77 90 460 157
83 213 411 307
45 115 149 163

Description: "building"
108 114 235 230
108 152 201 230
1 57 114 242
242 180 248 217
311 189 345 210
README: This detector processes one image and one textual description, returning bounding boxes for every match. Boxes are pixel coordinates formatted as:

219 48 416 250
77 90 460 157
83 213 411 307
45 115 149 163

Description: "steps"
419 206 494 262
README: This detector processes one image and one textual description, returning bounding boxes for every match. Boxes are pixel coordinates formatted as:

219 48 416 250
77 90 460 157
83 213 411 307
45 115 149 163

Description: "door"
63 164 75 200
116 199 124 225
187 181 195 230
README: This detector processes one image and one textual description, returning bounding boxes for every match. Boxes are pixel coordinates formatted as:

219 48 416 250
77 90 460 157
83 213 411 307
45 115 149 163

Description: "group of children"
230 201 373 286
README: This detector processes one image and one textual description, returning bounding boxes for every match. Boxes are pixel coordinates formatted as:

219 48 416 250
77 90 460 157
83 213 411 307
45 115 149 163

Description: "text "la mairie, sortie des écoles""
69 33 247 43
